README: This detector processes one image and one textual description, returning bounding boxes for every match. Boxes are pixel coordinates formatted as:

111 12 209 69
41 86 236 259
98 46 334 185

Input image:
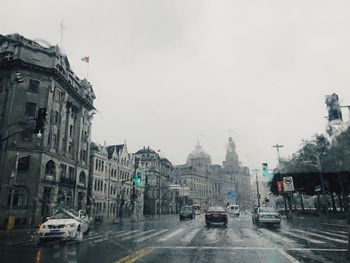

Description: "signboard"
277 181 284 194
227 191 238 200
283 177 295 192
314 185 321 192
169 184 180 190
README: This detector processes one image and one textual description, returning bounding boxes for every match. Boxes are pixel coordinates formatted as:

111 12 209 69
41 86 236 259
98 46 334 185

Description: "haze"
1 0 350 170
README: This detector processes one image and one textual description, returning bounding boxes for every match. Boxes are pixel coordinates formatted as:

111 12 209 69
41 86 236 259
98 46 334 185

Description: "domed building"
187 141 212 167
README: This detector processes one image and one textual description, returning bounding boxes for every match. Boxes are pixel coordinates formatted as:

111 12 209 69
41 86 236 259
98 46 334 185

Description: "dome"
187 142 211 166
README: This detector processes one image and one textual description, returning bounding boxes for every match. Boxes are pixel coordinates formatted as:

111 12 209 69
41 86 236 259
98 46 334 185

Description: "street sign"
227 191 238 200
283 177 295 192
314 185 321 192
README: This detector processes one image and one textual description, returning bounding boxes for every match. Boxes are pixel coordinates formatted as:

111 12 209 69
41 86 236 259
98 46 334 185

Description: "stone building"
89 142 140 223
174 137 252 211
0 34 96 227
134 147 174 215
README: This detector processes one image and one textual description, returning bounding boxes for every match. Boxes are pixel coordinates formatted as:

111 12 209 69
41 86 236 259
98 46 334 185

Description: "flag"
81 56 89 63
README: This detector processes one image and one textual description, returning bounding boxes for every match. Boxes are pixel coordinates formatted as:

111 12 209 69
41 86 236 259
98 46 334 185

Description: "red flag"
81 56 89 63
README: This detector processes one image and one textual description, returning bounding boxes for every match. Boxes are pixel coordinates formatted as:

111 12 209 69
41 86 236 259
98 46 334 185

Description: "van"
227 205 240 217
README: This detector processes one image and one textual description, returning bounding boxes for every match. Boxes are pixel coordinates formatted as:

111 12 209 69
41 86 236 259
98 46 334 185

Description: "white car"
252 206 281 228
227 205 240 217
38 209 90 242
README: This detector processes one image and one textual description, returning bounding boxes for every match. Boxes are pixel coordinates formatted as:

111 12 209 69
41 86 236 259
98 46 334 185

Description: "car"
251 206 281 228
38 208 91 242
205 206 228 227
179 206 195 221
227 204 240 217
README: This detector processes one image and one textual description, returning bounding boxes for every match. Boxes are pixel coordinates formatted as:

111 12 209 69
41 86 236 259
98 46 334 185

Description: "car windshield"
259 207 276 213
50 211 73 220
2 2 349 263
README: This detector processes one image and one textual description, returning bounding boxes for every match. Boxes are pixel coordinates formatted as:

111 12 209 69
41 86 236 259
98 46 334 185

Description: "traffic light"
57 196 65 207
133 172 142 186
262 163 268 177
34 108 47 134
325 93 342 123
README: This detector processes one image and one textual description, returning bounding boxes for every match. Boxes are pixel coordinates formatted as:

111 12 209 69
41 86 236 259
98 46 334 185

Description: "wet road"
0 214 348 263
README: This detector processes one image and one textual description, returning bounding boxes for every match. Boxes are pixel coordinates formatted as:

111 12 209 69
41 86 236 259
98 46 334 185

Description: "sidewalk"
0 228 37 246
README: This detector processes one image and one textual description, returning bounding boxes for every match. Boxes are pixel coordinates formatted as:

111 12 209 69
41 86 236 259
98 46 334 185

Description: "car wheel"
76 226 84 241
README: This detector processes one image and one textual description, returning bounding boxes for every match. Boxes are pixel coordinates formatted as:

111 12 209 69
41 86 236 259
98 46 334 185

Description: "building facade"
174 138 252 211
0 34 96 227
89 142 142 223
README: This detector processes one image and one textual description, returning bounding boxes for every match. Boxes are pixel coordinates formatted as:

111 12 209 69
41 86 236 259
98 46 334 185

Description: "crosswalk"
79 225 348 248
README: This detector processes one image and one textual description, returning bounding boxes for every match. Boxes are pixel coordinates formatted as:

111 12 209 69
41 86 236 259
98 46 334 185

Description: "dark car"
179 206 195 221
205 206 228 227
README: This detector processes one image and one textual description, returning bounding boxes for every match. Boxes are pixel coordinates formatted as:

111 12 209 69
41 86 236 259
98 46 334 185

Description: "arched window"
45 160 56 175
79 171 86 186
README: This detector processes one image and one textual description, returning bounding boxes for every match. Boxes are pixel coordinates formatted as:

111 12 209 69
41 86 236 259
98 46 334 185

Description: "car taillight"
206 212 213 216
274 214 281 218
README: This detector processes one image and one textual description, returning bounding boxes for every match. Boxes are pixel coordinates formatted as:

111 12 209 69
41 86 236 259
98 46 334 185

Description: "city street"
0 214 348 263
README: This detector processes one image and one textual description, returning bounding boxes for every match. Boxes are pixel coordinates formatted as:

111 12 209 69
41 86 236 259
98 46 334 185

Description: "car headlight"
40 224 47 229
65 223 76 228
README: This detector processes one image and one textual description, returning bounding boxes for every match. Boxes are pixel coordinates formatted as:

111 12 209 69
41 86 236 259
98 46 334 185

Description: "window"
18 156 30 171
28 79 39 93
25 102 36 117
69 125 73 137
21 130 32 142
60 164 67 177
45 161 56 175
54 89 61 102
68 142 73 155
53 111 59 124
51 134 57 148
0 78 3 92
95 159 98 170
68 166 75 179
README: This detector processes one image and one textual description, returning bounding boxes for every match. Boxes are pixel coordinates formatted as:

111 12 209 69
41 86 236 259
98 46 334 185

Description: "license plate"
50 229 60 233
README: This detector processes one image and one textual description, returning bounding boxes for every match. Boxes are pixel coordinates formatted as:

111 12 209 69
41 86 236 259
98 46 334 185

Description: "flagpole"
86 62 89 81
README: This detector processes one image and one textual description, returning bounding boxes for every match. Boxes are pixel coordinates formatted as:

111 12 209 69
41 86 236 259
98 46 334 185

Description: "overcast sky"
2 0 350 171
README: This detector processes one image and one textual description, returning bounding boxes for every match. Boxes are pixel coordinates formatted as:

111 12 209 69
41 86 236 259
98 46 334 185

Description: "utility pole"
252 169 260 207
273 144 289 214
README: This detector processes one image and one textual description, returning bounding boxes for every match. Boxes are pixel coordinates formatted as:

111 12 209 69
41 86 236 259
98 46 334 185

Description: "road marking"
260 229 297 243
134 229 169 242
114 247 154 263
120 230 155 241
148 246 348 252
205 228 218 242
277 249 301 263
93 230 139 243
158 228 184 242
181 228 201 243
310 229 347 239
84 230 128 242
291 229 348 244
278 230 325 244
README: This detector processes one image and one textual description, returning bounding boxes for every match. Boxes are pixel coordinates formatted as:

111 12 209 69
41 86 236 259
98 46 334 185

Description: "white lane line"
120 229 155 241
279 230 325 244
93 230 139 243
260 229 297 243
84 230 128 242
148 246 348 252
310 229 347 239
181 228 201 243
134 229 169 242
205 228 218 242
158 228 184 242
291 229 348 244
277 249 301 263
